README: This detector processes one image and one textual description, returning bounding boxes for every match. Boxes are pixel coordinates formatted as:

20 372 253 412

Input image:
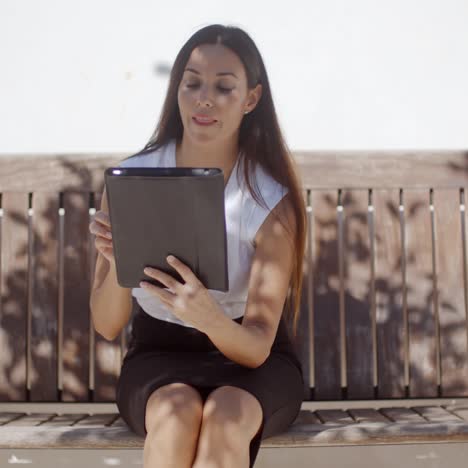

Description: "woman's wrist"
107 261 130 290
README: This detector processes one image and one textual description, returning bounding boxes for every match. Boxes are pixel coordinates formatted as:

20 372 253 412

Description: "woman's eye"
185 83 233 94
217 86 234 94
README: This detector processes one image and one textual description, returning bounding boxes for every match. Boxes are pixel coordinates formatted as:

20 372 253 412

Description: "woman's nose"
196 85 213 107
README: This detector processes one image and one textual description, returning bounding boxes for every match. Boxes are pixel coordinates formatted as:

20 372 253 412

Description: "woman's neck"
175 136 239 185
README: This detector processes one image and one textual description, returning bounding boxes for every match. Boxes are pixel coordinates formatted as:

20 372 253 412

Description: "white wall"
1 0 467 153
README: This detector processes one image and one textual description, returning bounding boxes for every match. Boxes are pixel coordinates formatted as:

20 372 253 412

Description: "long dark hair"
125 24 306 337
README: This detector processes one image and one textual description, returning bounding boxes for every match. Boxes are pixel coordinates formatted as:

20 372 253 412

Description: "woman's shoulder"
117 140 174 168
240 160 290 244
249 160 289 210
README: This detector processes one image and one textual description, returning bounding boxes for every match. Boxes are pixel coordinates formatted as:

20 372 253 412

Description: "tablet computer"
104 167 229 291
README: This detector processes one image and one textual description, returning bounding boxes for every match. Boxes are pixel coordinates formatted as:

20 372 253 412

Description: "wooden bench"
1 150 468 467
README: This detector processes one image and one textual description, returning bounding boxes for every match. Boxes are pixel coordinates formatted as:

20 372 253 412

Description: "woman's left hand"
140 255 224 332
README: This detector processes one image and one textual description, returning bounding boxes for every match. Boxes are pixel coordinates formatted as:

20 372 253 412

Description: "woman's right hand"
90 210 115 265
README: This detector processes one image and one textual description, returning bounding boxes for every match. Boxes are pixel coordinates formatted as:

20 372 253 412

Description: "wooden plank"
30 192 59 401
373 190 405 398
379 407 427 424
294 151 468 189
312 190 341 399
94 338 120 402
92 190 121 402
291 189 313 398
62 193 91 401
433 189 468 396
2 420 468 448
294 272 312 400
444 405 468 421
290 409 322 426
2 151 468 191
347 408 390 423
316 409 354 425
41 413 86 427
0 412 23 425
41 414 88 426
263 420 468 447
0 193 29 401
0 155 122 192
3 413 55 426
411 406 463 423
73 413 118 427
404 190 438 397
110 416 129 427
342 190 374 399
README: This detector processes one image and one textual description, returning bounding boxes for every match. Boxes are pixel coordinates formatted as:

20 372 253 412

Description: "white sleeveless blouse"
117 139 288 328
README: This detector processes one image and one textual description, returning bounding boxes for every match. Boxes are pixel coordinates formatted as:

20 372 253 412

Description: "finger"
100 247 115 262
91 222 112 239
95 211 111 228
143 267 181 292
139 281 175 306
95 237 112 251
166 256 200 285
99 228 112 239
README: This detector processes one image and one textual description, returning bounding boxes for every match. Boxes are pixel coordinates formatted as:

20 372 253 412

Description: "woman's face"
177 43 262 145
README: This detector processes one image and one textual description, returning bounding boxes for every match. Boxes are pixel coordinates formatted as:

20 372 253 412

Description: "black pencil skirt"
116 299 304 467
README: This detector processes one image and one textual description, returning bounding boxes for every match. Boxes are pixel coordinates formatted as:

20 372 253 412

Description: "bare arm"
89 186 133 341
203 194 297 367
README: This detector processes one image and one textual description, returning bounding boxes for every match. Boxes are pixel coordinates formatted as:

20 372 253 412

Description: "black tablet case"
104 167 229 291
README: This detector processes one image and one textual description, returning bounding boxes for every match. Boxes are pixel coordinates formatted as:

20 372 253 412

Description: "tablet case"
104 167 229 291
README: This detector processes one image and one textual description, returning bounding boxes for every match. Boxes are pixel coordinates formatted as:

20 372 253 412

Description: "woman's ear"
245 83 263 113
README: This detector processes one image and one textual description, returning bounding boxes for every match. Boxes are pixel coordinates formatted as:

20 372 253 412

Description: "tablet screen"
104 167 229 291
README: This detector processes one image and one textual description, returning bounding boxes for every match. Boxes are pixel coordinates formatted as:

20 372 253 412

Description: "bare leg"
192 386 263 468
143 383 204 468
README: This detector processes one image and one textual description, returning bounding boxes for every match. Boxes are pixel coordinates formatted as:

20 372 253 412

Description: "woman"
90 24 306 468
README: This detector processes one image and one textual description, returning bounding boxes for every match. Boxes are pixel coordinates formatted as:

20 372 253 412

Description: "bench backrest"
0 151 467 402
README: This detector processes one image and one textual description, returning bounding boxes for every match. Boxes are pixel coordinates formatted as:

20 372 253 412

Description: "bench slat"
74 413 119 427
91 190 121 402
379 407 427 423
373 190 406 398
3 413 56 426
292 190 313 397
404 189 438 397
0 413 24 425
291 409 322 425
297 190 313 396
294 152 468 190
433 189 468 396
342 189 374 399
312 190 342 399
62 193 91 401
94 335 121 401
0 193 29 401
2 152 468 191
30 192 59 401
411 405 463 422
347 408 390 423
2 416 468 448
110 416 128 427
41 414 88 426
316 409 354 425
444 405 468 421
295 276 312 399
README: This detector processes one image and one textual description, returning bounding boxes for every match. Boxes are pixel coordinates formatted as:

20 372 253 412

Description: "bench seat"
2 401 468 449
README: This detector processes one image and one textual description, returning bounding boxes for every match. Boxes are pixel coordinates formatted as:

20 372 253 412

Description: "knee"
202 386 263 440
145 383 204 434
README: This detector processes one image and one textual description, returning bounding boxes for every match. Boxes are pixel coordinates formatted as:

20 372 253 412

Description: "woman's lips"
193 115 217 126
